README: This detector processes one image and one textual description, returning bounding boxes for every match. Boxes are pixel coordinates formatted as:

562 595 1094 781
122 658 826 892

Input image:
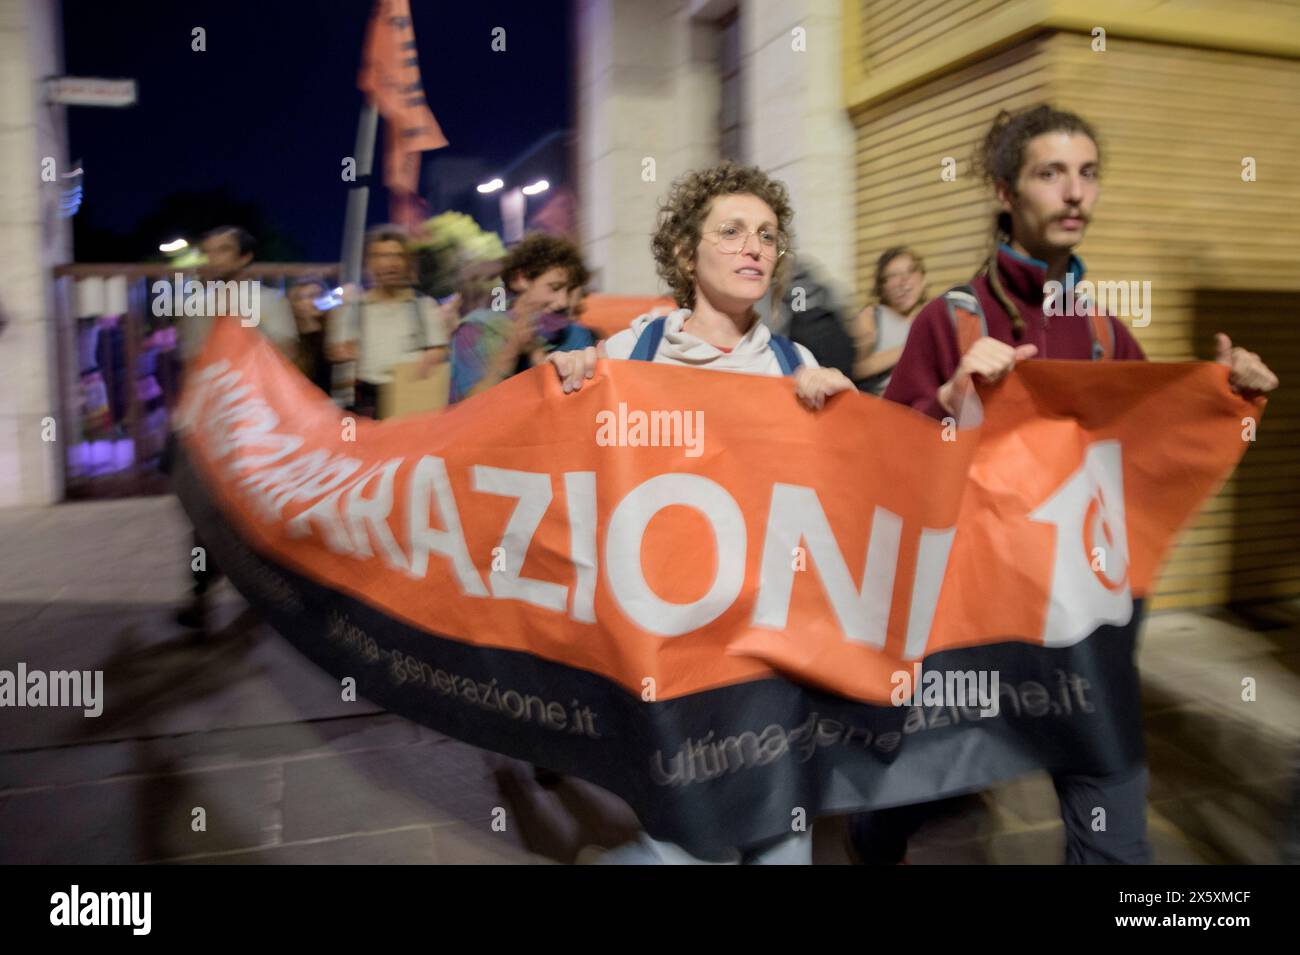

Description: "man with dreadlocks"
861 104 1278 865
884 104 1275 419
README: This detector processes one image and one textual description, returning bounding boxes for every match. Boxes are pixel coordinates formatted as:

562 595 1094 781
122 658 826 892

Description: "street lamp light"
477 177 504 194
521 179 549 197
159 238 187 253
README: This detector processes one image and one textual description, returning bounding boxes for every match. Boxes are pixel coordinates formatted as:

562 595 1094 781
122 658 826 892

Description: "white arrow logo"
1029 440 1133 647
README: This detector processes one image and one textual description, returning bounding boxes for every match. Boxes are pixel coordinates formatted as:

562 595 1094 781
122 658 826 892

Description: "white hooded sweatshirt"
605 308 818 376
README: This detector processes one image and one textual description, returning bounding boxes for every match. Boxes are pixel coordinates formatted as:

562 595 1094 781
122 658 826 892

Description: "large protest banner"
173 319 1259 858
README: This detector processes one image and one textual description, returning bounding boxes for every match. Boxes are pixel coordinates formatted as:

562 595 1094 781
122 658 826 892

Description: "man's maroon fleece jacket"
883 244 1146 420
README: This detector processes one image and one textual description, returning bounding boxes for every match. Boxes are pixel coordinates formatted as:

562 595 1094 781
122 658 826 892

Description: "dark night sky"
61 0 572 261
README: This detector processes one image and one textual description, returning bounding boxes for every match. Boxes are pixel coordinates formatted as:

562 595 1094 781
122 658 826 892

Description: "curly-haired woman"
550 163 853 864
549 162 852 408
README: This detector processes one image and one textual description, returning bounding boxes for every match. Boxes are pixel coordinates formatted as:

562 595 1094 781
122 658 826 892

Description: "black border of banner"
175 444 1146 860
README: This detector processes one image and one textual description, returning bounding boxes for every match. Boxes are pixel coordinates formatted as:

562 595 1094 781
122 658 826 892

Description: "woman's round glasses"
704 221 788 259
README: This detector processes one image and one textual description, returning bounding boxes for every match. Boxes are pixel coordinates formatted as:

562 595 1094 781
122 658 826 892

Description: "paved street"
1 497 1296 864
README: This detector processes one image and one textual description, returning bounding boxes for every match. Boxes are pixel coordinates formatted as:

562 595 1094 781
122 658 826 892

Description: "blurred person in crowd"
93 314 128 433
566 283 589 326
546 161 854 864
287 275 334 395
456 258 504 316
450 242 596 789
852 247 928 395
326 225 452 419
175 225 297 633
858 104 1278 865
177 225 298 363
781 259 856 380
448 233 594 404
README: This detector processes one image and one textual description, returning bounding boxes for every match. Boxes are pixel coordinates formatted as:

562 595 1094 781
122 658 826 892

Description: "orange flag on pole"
358 0 448 200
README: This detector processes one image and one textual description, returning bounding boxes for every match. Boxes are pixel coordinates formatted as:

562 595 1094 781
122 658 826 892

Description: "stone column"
575 0 721 296
741 0 856 299
0 0 70 506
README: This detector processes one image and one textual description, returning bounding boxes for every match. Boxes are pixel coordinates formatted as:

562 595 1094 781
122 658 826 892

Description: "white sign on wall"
46 77 137 107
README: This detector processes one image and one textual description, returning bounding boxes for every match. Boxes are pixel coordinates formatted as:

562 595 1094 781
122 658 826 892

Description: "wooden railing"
51 263 339 499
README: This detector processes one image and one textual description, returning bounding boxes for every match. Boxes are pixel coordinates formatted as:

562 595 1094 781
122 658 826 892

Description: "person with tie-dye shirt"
448 234 593 404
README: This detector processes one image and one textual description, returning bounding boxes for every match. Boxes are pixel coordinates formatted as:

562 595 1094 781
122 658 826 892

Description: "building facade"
575 0 856 300
844 0 1300 609
576 0 1300 609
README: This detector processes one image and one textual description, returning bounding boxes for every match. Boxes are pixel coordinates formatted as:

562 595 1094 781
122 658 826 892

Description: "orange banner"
176 321 1259 706
579 294 676 340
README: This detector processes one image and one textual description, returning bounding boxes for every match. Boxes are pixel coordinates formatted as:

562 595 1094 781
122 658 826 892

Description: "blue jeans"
1054 766 1152 864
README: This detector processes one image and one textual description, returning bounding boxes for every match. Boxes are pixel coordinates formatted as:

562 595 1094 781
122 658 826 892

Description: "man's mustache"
1055 209 1089 224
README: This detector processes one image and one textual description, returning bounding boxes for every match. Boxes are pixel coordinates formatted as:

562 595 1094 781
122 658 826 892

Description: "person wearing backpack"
548 163 850 409
326 225 452 419
448 233 594 404
865 104 1278 865
775 259 855 380
547 162 854 863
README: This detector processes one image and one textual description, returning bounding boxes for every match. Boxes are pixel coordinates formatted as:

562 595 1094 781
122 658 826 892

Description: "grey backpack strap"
942 284 987 356
409 295 430 350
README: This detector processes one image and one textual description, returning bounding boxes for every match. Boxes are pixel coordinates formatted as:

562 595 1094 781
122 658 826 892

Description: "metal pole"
340 103 379 288
335 103 379 403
